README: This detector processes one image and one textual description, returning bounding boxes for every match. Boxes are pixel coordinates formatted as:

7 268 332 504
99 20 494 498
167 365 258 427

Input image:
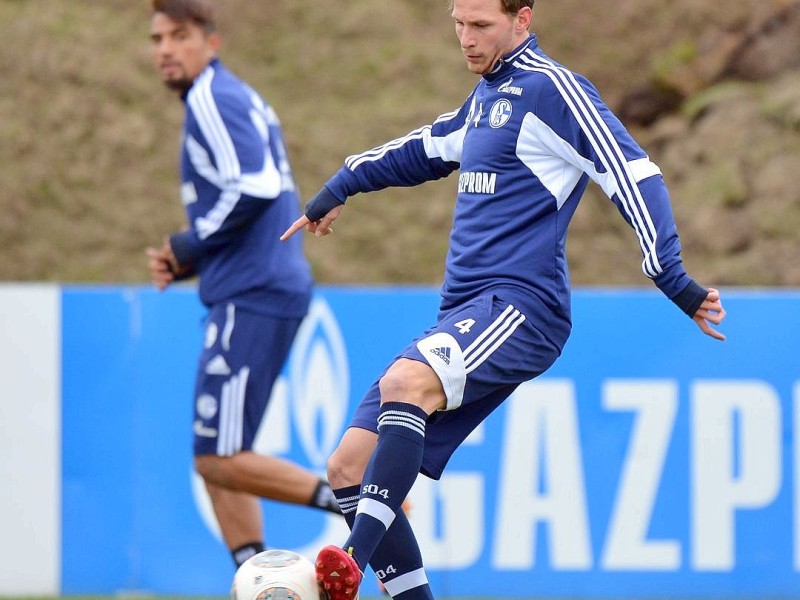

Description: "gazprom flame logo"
289 298 350 467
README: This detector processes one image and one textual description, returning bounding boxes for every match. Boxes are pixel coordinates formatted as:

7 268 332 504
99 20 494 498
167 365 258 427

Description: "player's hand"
281 186 346 241
146 246 175 291
146 238 190 291
281 203 344 240
692 287 726 341
280 214 310 241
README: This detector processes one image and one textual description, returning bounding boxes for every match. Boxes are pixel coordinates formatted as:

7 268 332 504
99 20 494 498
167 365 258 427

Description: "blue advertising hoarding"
60 286 800 597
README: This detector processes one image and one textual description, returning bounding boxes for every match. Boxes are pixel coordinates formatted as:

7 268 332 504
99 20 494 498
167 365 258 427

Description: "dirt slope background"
1 0 799 286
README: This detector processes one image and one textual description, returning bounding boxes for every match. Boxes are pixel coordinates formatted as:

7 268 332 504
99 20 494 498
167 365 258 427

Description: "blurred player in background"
281 0 726 598
145 0 340 570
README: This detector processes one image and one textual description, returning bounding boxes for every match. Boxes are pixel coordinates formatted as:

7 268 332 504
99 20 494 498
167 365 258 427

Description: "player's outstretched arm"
692 287 726 341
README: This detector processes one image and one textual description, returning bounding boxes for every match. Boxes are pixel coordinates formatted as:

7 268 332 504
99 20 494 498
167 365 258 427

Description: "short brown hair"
448 0 534 14
150 0 216 33
500 0 534 13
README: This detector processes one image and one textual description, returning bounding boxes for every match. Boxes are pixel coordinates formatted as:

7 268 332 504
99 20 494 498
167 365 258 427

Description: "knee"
378 361 418 401
379 359 445 412
326 428 378 488
326 446 364 489
194 454 229 486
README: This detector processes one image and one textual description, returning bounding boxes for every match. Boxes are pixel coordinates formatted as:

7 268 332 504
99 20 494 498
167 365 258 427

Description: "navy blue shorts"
193 303 302 457
351 291 563 479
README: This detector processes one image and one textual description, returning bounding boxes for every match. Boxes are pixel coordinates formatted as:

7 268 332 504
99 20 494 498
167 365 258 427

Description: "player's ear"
516 7 533 32
207 31 222 53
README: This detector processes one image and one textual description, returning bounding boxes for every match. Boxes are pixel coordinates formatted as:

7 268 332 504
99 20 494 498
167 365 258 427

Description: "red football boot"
316 545 363 600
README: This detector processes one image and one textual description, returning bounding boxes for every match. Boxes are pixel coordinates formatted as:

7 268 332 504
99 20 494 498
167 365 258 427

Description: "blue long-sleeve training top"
170 58 312 318
322 35 701 347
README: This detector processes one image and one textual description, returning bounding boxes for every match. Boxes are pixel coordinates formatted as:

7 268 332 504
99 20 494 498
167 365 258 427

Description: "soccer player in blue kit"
145 0 341 571
281 0 726 598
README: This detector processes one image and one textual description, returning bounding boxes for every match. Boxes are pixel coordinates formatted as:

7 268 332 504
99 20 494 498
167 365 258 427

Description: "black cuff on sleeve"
305 186 345 222
671 280 708 317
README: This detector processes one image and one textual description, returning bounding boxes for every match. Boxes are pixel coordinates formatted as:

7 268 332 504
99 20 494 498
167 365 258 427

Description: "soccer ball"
231 549 321 600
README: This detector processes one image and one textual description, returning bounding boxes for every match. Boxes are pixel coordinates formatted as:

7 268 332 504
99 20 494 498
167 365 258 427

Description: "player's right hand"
146 246 175 291
280 214 311 241
281 206 343 240
692 287 726 341
281 186 345 240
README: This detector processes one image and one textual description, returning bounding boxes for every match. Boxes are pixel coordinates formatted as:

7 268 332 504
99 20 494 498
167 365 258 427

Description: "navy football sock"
333 484 360 529
334 484 433 599
344 401 427 571
370 510 433 600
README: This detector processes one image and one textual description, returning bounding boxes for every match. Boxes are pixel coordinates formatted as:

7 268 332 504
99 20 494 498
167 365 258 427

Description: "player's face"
150 13 218 93
452 0 531 75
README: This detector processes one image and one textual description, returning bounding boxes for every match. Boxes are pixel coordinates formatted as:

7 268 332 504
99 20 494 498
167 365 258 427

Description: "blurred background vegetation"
1 0 799 286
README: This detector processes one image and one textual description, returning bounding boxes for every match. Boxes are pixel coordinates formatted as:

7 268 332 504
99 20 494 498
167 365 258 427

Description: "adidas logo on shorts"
430 346 451 365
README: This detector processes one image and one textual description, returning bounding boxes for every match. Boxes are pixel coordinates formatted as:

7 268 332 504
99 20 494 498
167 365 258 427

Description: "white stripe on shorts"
463 304 526 373
216 366 249 456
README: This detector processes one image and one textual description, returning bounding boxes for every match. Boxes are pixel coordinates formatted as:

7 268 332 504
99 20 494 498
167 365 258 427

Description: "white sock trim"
384 568 429 596
356 497 396 529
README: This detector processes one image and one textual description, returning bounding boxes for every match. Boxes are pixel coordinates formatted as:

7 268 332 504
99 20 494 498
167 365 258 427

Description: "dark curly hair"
150 0 216 33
